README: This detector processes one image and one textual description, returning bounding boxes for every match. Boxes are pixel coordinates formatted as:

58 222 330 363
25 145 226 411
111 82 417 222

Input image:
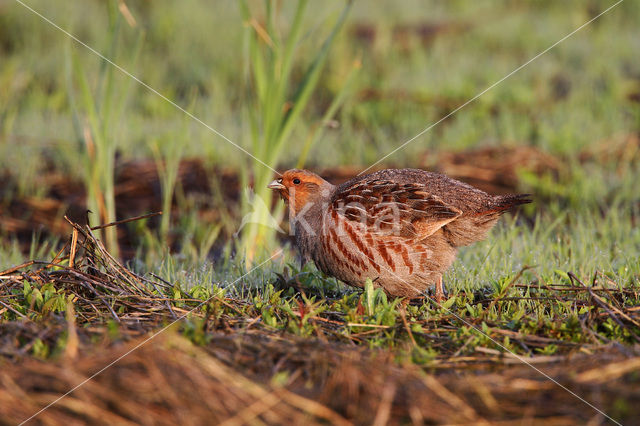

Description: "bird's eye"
293 178 301 185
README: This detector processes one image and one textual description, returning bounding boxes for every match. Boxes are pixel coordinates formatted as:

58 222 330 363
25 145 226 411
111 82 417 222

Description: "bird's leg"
274 268 308 297
434 275 445 304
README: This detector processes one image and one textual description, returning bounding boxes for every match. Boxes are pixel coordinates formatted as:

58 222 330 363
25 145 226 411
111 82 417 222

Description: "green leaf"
441 296 457 310
364 278 375 316
272 0 352 163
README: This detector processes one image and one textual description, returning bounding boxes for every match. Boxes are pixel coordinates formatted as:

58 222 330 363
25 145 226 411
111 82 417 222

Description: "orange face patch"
272 169 327 215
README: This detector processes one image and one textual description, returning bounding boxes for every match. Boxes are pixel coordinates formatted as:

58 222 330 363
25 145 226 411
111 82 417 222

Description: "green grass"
3 200 637 363
2 209 638 360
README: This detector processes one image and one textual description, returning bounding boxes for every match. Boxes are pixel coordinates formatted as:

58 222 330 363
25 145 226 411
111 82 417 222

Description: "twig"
90 211 162 231
399 306 417 347
149 281 177 320
488 265 533 312
69 228 79 269
0 261 35 276
569 272 640 342
0 299 27 319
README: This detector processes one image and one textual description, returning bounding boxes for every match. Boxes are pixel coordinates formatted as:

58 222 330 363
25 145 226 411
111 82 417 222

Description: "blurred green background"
2 0 638 165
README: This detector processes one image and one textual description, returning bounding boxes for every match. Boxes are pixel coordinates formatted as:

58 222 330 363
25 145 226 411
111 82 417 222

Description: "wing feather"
332 179 462 240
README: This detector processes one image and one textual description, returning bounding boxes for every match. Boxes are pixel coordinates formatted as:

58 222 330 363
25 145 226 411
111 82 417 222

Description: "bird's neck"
290 195 328 262
290 196 325 236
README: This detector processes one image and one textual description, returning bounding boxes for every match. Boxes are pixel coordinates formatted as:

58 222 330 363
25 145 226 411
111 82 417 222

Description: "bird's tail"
491 194 532 214
474 194 532 216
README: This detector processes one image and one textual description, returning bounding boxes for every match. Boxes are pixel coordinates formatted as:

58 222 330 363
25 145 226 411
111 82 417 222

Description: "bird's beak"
268 179 285 190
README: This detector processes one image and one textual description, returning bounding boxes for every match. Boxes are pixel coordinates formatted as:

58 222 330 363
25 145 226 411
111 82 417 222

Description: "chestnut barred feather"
332 179 462 239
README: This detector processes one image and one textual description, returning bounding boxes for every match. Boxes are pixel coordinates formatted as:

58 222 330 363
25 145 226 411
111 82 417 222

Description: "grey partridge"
268 168 531 300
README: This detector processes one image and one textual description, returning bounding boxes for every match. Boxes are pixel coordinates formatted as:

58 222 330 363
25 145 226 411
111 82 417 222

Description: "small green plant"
536 344 558 355
149 91 200 249
31 338 49 359
150 134 182 246
348 279 400 328
65 0 143 257
238 0 356 264
22 281 70 319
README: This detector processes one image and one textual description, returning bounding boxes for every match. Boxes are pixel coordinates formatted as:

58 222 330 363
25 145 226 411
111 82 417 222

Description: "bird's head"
268 169 333 216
